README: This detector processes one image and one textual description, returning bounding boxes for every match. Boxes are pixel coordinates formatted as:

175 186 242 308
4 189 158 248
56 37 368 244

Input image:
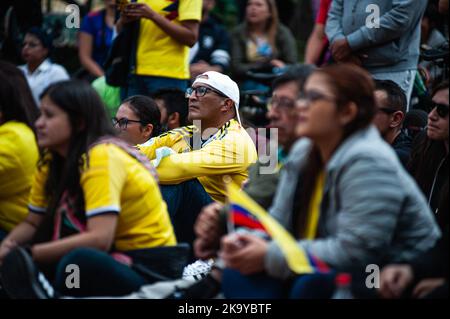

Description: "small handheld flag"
227 182 330 274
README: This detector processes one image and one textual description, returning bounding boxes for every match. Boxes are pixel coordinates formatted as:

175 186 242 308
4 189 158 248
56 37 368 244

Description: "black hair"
26 26 53 53
33 80 116 242
272 64 316 92
374 79 407 114
0 61 39 128
122 95 162 137
152 88 189 127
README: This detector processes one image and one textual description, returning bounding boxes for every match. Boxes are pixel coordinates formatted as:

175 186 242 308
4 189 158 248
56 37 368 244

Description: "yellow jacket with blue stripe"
138 120 258 203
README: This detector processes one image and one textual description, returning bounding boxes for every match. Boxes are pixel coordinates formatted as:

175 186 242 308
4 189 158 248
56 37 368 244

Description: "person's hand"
190 61 212 79
331 38 352 62
219 233 268 275
123 3 157 20
379 264 414 299
194 237 218 260
412 278 446 298
194 202 223 244
270 59 285 68
0 238 18 265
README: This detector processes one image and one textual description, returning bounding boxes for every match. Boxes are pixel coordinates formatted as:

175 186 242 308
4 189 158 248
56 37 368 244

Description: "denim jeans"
160 179 213 260
121 74 188 99
221 268 336 299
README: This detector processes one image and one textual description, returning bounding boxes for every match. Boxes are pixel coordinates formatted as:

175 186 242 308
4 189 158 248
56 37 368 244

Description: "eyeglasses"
432 102 449 118
297 90 335 105
185 86 227 98
112 117 143 129
268 97 296 110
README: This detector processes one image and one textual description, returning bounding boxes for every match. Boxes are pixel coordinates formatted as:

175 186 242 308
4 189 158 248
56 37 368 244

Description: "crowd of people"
0 0 448 300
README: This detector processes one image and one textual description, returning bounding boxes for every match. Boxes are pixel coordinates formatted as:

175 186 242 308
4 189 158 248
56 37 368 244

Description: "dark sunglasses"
112 117 143 129
432 102 449 118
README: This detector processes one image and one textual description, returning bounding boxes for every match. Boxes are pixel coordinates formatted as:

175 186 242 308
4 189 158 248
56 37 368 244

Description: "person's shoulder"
48 63 69 77
0 121 34 145
88 142 126 162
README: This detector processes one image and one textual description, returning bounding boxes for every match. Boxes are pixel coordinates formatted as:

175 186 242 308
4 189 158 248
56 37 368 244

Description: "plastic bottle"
332 273 354 299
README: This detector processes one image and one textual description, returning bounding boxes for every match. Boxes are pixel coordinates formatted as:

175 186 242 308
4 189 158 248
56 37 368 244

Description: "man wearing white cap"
139 71 257 249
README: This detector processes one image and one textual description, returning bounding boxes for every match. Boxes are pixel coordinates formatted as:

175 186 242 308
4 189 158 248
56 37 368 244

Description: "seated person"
138 71 257 249
372 80 412 167
190 0 231 79
0 61 39 241
186 64 440 299
0 80 176 298
18 27 69 106
113 95 162 145
152 88 190 132
230 0 298 91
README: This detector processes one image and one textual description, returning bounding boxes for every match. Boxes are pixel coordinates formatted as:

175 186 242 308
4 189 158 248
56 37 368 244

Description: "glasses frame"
185 86 227 99
297 90 336 106
112 117 144 130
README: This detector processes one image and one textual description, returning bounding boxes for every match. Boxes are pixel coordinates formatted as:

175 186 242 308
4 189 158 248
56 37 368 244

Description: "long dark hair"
122 95 162 138
0 61 39 128
33 80 116 242
293 64 376 238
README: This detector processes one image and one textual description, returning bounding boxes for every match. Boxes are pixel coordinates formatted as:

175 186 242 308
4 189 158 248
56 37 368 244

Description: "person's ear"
142 123 154 140
390 111 405 128
220 99 234 113
338 102 358 126
167 112 180 129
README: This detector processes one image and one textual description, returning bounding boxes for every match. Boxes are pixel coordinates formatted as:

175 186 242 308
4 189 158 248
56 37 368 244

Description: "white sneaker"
182 259 214 281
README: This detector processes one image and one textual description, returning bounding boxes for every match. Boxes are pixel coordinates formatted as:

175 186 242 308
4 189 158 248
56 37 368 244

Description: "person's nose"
428 107 439 122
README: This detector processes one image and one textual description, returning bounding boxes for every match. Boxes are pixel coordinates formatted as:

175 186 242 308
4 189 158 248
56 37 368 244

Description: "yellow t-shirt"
28 143 176 251
303 171 325 240
0 121 39 232
136 0 202 79
140 120 258 203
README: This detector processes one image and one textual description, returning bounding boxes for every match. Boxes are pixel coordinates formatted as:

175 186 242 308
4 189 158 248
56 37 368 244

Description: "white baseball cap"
193 71 242 124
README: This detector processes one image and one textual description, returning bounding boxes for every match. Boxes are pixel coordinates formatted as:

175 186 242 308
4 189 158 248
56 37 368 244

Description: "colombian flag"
227 182 330 274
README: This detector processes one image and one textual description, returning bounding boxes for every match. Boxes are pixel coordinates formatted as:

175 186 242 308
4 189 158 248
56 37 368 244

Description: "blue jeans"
160 180 213 259
221 269 336 299
121 74 188 99
54 248 148 297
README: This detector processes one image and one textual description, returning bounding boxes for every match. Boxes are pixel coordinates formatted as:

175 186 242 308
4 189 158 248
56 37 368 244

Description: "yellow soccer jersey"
136 0 202 79
0 121 39 232
137 125 195 159
28 143 176 251
143 120 258 203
